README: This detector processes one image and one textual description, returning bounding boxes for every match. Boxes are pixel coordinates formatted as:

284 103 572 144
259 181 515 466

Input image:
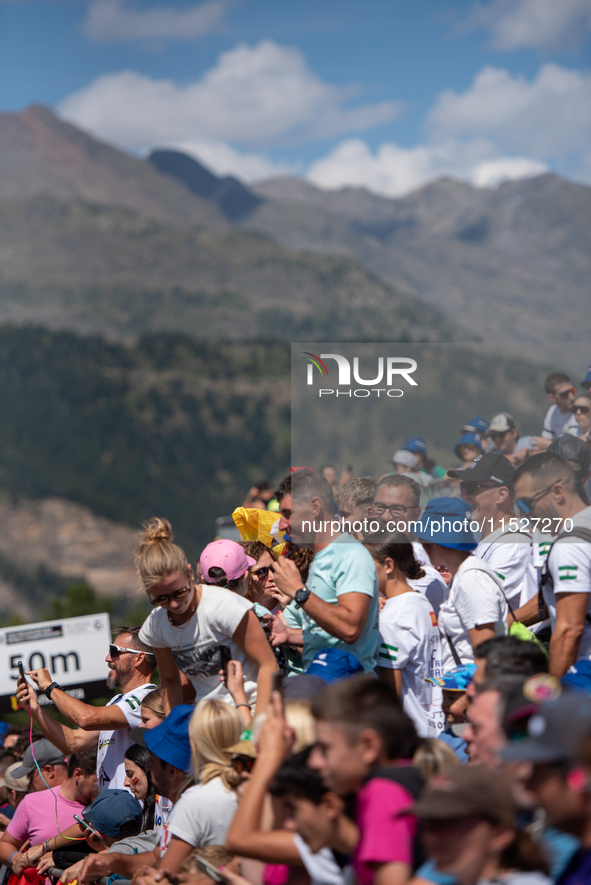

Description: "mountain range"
1 105 590 347
0 104 588 621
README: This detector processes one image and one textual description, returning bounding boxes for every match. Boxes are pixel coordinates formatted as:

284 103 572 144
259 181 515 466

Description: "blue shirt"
293 533 379 671
438 727 469 764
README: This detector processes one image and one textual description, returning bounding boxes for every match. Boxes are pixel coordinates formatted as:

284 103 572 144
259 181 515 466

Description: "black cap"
448 453 515 488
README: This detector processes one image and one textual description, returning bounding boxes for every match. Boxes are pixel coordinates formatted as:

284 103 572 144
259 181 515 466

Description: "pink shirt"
353 777 417 885
7 785 85 846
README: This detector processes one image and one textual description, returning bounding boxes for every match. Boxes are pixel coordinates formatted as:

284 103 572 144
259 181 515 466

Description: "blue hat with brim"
461 417 488 434
427 664 477 691
131 703 193 772
306 648 364 684
414 497 476 550
582 364 591 390
404 437 428 456
454 432 483 460
83 790 143 839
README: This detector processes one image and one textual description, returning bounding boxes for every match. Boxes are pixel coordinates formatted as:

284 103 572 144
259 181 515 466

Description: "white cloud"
306 137 547 197
461 0 591 51
428 64 591 157
58 40 400 151
168 140 300 182
84 0 229 41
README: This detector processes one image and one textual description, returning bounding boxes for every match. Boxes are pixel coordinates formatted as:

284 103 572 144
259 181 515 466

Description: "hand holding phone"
196 857 227 883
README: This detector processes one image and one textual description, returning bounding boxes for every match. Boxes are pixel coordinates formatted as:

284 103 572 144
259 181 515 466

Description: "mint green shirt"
285 534 379 672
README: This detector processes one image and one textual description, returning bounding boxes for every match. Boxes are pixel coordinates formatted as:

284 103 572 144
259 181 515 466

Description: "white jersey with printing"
543 506 591 659
97 683 157 791
542 405 579 440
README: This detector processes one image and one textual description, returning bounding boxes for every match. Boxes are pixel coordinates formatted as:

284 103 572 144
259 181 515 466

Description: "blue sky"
1 0 590 194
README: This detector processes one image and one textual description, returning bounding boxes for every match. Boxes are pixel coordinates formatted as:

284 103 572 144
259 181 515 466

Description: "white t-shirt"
438 557 508 670
542 404 579 440
154 794 174 851
293 833 346 885
139 585 257 704
411 542 449 617
378 591 444 738
543 505 591 659
475 527 536 610
97 683 157 791
166 777 238 849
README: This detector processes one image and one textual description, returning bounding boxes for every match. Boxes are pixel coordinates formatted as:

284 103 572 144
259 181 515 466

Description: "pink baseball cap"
200 540 256 583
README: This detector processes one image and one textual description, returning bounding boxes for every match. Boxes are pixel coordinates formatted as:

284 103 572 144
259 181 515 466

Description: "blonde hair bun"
140 517 173 548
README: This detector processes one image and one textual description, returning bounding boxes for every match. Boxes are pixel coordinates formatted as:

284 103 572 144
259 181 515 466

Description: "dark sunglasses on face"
149 584 193 607
253 566 270 578
232 754 256 774
574 405 591 414
487 430 509 440
516 482 557 515
556 387 575 399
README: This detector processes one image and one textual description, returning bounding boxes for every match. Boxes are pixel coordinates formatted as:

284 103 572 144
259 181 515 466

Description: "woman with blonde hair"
137 519 278 714
157 699 243 874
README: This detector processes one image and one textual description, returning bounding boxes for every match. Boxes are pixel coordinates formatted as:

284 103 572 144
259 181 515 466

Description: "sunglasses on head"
149 584 193 607
109 644 154 658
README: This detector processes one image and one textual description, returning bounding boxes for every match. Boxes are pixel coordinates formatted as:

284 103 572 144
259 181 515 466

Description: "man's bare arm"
25 669 128 730
549 592 589 677
16 678 99 754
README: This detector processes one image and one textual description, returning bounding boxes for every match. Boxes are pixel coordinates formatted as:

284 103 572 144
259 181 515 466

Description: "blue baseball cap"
404 438 428 456
82 790 143 839
131 703 193 772
582 365 591 390
454 432 483 460
427 664 477 691
562 660 591 694
414 497 476 550
461 417 488 434
306 648 364 684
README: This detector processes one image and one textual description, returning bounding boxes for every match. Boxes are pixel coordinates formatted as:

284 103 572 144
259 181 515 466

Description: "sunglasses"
574 405 591 415
516 482 557 515
487 430 510 440
232 754 256 775
556 387 575 399
253 566 270 578
108 644 154 658
149 585 193 607
459 481 499 495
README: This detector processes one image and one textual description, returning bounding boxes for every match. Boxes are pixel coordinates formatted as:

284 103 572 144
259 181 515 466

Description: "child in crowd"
364 531 444 738
310 675 422 885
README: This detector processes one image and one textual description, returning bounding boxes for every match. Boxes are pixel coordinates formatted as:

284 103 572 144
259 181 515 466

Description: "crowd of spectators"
0 365 590 885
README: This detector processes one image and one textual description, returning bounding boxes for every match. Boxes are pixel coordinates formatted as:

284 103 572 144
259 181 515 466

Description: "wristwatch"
294 586 311 608
45 682 62 700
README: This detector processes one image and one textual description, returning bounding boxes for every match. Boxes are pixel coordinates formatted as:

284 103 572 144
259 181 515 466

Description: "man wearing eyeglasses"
448 454 538 620
512 453 591 677
370 474 448 616
16 626 157 792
